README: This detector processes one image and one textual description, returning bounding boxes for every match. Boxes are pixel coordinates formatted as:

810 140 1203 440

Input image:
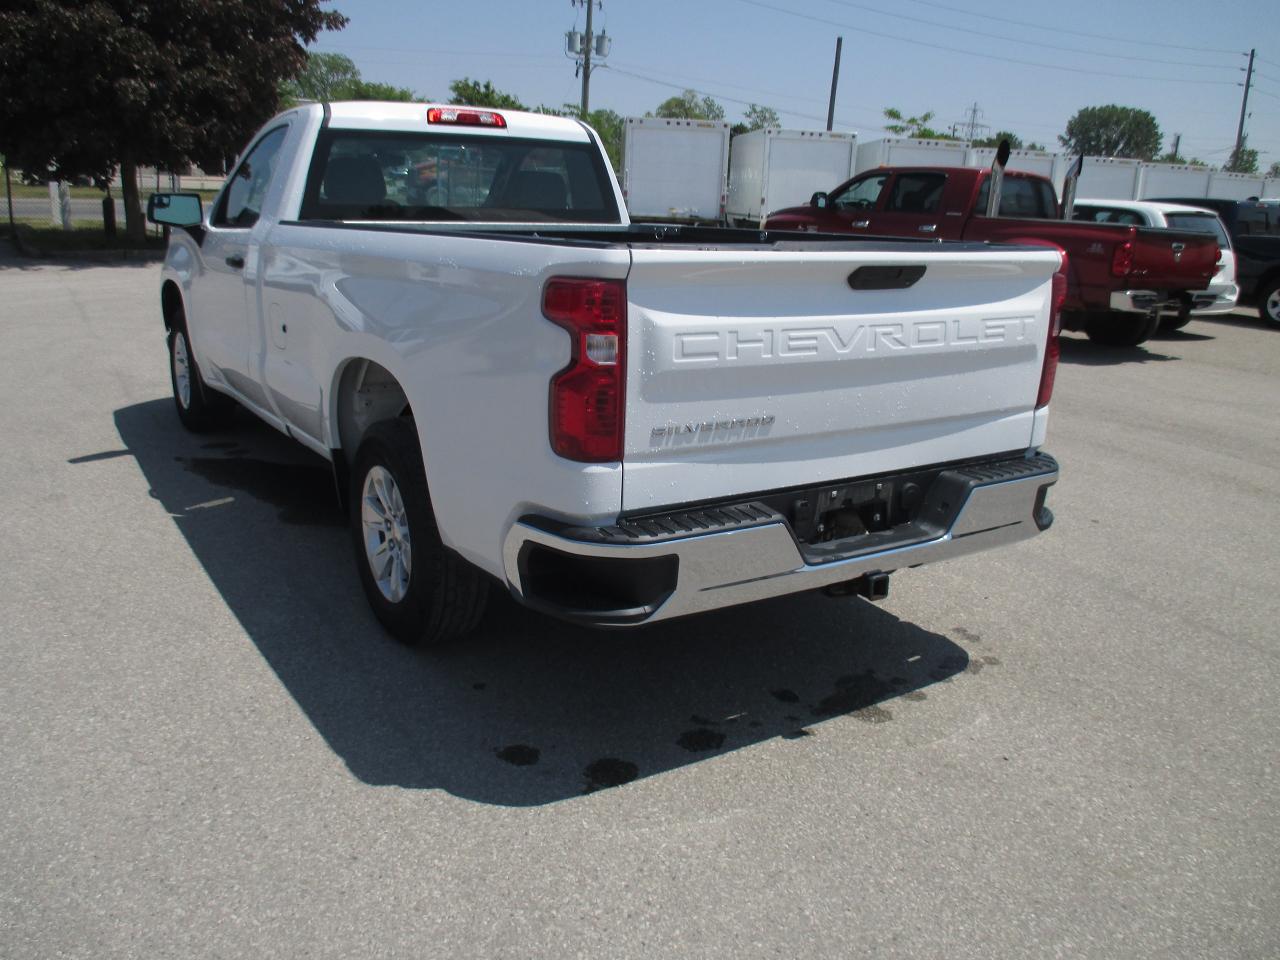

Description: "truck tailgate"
622 244 1059 511
1130 227 1218 290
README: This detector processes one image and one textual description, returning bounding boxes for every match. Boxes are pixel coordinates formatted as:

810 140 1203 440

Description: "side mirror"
810 191 829 209
147 193 203 227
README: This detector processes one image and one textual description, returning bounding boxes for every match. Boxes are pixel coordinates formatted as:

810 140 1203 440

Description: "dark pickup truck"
1152 197 1280 326
766 166 1220 346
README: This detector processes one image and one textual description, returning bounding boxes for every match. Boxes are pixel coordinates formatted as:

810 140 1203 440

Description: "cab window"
884 173 946 214
830 173 887 211
215 126 289 228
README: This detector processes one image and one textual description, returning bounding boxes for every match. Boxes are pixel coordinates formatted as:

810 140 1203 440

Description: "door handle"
852 220 871 228
918 224 937 233
225 255 245 269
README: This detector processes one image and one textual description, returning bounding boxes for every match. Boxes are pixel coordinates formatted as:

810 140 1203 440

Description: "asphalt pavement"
1 250 1277 959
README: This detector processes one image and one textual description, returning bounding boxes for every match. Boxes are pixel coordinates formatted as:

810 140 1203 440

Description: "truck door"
191 125 289 409
873 171 952 239
823 172 889 233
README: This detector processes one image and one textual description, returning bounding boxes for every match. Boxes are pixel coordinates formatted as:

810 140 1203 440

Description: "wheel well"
334 359 413 466
161 280 182 332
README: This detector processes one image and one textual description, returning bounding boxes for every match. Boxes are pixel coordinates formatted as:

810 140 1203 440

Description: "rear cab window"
300 130 619 223
1164 212 1230 247
974 176 1058 219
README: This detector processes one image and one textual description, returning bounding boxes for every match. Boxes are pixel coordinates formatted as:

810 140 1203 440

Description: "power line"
893 0 1244 55
604 64 885 132
607 57 885 124
730 0 1241 85
817 0 1238 69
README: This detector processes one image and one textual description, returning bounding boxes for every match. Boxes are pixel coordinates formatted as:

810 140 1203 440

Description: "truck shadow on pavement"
1058 334 1179 365
112 398 972 806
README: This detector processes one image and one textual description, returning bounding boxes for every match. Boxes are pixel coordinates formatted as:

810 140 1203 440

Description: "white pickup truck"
148 101 1062 645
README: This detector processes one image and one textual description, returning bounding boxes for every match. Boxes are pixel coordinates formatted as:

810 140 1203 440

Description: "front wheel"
1085 311 1160 347
167 306 233 432
1259 278 1280 327
350 419 488 646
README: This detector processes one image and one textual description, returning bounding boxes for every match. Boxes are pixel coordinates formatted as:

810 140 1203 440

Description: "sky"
313 0 1280 169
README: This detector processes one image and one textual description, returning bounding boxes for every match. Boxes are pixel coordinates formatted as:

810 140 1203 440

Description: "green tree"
652 90 725 121
1059 105 1162 160
881 107 957 140
281 51 360 103
743 104 780 131
280 52 416 105
973 130 1023 149
1226 138 1259 174
1268 161 1280 178
1027 142 1046 151
0 0 346 242
345 79 417 102
448 78 525 110
583 108 624 171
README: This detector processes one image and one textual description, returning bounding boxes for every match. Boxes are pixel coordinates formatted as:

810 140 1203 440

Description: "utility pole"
826 37 842 132
581 0 593 116
1171 132 1182 161
1232 48 1255 171
567 1 609 117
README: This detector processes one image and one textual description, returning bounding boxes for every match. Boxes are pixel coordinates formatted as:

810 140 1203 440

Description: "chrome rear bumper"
502 453 1058 627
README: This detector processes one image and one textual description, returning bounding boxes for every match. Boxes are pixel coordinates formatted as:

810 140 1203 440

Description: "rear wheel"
1160 308 1193 331
350 418 488 646
1085 311 1160 347
1259 278 1280 327
167 305 233 432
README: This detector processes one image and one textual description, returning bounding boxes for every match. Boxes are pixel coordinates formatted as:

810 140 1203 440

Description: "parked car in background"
1151 198 1280 326
764 165 1219 347
1071 199 1237 328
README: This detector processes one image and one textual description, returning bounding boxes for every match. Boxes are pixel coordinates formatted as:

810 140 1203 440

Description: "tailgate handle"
847 264 926 290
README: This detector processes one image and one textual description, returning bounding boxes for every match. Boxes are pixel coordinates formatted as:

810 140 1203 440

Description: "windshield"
1165 212 1230 247
300 130 620 223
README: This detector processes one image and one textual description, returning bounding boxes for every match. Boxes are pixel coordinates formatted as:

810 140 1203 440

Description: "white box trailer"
1137 163 1213 199
621 117 731 222
726 128 858 225
1207 170 1266 200
967 147 1065 192
854 137 971 175
1076 157 1143 200
1264 179 1280 199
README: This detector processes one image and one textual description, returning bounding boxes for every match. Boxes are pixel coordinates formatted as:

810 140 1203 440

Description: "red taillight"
544 278 626 462
1037 253 1067 410
426 106 506 128
1110 240 1134 277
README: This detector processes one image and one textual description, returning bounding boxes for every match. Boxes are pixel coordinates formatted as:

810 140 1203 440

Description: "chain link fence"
4 165 224 236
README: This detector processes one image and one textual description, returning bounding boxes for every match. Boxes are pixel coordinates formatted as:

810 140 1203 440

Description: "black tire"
349 418 488 646
1258 277 1280 328
1160 310 1193 331
167 304 233 432
1084 311 1160 347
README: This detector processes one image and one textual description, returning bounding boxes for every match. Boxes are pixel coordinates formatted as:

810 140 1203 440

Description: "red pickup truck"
765 166 1220 347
